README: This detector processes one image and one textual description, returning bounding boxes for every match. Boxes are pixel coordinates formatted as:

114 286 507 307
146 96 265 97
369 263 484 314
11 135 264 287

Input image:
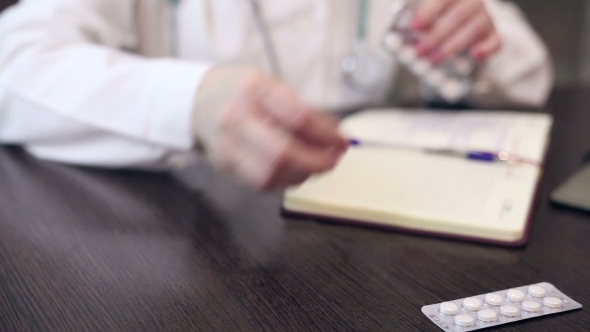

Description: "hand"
412 0 502 63
192 67 348 191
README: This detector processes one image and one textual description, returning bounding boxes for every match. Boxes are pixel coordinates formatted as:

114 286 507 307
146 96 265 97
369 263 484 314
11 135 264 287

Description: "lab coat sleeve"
468 0 553 108
0 0 211 169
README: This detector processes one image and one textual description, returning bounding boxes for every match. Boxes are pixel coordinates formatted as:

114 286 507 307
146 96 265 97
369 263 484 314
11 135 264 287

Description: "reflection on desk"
0 88 590 331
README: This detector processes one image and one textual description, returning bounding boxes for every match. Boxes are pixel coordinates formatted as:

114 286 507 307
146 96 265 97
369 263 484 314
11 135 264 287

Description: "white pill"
396 12 413 29
426 69 446 86
462 297 482 311
439 79 463 103
484 293 504 307
410 59 431 76
439 302 459 316
398 46 417 63
454 314 475 327
528 285 546 298
543 297 563 309
507 289 526 302
384 33 403 52
453 57 474 76
522 301 541 313
500 305 520 317
477 309 498 323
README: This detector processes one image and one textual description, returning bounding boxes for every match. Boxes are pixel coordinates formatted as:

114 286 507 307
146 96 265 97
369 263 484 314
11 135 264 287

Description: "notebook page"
284 148 540 241
340 110 553 163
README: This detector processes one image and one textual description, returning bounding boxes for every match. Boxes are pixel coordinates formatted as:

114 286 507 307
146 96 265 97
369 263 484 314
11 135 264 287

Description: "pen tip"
349 139 361 146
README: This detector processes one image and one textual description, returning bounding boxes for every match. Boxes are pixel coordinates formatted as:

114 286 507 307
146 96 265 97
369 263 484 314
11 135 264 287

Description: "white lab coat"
0 0 552 169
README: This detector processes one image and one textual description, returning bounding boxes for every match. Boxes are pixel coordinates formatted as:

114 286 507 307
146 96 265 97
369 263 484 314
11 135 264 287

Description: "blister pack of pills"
382 0 475 103
421 282 582 331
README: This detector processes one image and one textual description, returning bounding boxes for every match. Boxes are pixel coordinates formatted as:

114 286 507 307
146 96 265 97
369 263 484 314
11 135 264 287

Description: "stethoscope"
169 0 388 95
246 0 388 95
338 0 388 94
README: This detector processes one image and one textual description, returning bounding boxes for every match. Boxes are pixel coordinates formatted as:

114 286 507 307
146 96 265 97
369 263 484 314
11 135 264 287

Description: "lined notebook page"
285 148 539 241
339 110 553 163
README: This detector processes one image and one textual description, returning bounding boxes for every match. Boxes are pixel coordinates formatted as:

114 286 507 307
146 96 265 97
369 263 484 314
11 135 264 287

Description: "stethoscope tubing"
245 0 284 78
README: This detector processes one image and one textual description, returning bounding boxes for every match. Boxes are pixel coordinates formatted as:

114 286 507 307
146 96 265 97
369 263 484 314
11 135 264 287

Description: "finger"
415 0 481 56
251 114 342 174
266 160 321 189
412 0 454 30
259 81 347 150
225 143 277 190
236 113 342 190
234 151 313 190
469 32 502 62
213 116 289 190
437 13 494 61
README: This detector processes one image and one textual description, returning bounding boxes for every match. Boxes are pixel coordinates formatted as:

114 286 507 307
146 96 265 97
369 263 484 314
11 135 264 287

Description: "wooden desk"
1 88 589 331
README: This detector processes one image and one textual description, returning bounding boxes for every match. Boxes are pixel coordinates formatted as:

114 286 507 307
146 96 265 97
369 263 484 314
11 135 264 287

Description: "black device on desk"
550 155 590 212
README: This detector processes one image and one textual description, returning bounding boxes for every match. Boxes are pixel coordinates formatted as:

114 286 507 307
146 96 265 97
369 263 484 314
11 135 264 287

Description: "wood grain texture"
0 88 590 331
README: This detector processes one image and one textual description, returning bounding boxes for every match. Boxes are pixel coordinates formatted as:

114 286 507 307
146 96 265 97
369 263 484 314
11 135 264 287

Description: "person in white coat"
0 0 552 190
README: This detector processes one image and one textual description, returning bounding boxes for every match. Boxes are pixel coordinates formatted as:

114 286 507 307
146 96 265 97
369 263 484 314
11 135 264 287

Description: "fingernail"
471 49 486 62
415 41 430 56
411 18 425 31
429 50 445 64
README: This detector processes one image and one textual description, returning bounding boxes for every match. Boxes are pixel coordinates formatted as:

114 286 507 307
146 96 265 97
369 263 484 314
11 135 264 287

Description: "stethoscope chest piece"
341 0 388 95
341 42 388 95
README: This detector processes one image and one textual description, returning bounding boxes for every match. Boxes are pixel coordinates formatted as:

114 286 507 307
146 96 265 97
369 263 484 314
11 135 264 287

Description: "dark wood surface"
0 0 14 12
1 87 590 331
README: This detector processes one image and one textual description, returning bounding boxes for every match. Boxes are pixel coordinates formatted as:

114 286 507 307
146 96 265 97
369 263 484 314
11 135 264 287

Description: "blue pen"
348 139 538 166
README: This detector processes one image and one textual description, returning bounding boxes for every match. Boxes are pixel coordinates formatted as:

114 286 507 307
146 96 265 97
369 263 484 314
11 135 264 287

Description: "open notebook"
283 109 553 246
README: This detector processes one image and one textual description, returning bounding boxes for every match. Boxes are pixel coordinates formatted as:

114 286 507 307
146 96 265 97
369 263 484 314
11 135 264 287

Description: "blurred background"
0 0 587 89
516 0 590 88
